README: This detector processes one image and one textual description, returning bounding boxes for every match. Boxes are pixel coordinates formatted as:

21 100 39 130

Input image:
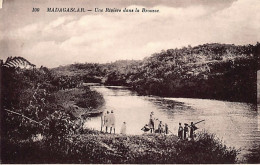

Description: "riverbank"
54 86 105 118
2 130 238 164
52 43 258 104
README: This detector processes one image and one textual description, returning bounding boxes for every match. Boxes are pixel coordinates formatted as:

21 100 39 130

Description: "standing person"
165 123 169 135
101 111 107 132
184 123 189 140
190 122 198 140
178 123 183 139
105 111 110 133
158 121 164 134
110 110 116 134
148 112 155 133
120 122 127 135
154 118 159 132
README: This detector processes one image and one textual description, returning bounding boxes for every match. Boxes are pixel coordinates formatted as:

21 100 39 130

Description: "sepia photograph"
0 0 260 163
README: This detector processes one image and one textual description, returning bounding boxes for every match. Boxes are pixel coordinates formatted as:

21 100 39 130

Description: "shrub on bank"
54 86 104 110
1 131 239 164
75 86 104 109
174 131 238 163
245 144 260 163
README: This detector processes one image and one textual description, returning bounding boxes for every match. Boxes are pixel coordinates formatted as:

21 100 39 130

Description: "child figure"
120 122 127 135
158 121 164 134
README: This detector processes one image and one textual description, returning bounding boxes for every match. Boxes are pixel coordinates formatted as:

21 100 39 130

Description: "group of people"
142 112 200 140
178 122 198 140
101 110 201 139
101 110 127 134
101 110 116 134
142 111 169 134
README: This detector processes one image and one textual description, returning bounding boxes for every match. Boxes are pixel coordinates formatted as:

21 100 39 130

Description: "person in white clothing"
105 111 110 133
101 111 109 132
120 122 126 135
109 110 116 134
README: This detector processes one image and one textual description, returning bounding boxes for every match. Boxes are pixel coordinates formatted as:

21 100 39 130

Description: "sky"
0 0 259 68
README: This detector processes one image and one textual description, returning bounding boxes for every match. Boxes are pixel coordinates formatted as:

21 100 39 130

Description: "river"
84 85 260 161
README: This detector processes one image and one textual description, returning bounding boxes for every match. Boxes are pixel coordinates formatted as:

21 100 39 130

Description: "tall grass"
2 131 239 163
174 131 238 163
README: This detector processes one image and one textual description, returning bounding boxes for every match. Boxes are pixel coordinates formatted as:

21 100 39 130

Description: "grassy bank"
54 86 105 118
2 130 238 164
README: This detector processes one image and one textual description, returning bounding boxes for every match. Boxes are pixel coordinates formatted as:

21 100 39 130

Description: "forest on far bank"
53 43 260 104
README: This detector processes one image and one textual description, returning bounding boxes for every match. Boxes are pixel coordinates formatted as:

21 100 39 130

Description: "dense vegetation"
245 144 260 163
2 129 238 164
53 43 259 104
257 71 260 104
1 57 104 162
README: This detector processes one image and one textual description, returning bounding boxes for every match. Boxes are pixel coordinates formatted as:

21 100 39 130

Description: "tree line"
53 43 259 104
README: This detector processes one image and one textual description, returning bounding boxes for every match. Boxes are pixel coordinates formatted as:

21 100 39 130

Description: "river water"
84 85 260 161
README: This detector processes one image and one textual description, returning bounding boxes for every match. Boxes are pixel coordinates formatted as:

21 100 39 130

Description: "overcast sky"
0 0 259 68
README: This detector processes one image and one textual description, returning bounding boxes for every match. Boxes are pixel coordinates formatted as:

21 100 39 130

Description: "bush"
1 131 239 164
245 144 260 163
174 131 238 163
75 86 104 109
